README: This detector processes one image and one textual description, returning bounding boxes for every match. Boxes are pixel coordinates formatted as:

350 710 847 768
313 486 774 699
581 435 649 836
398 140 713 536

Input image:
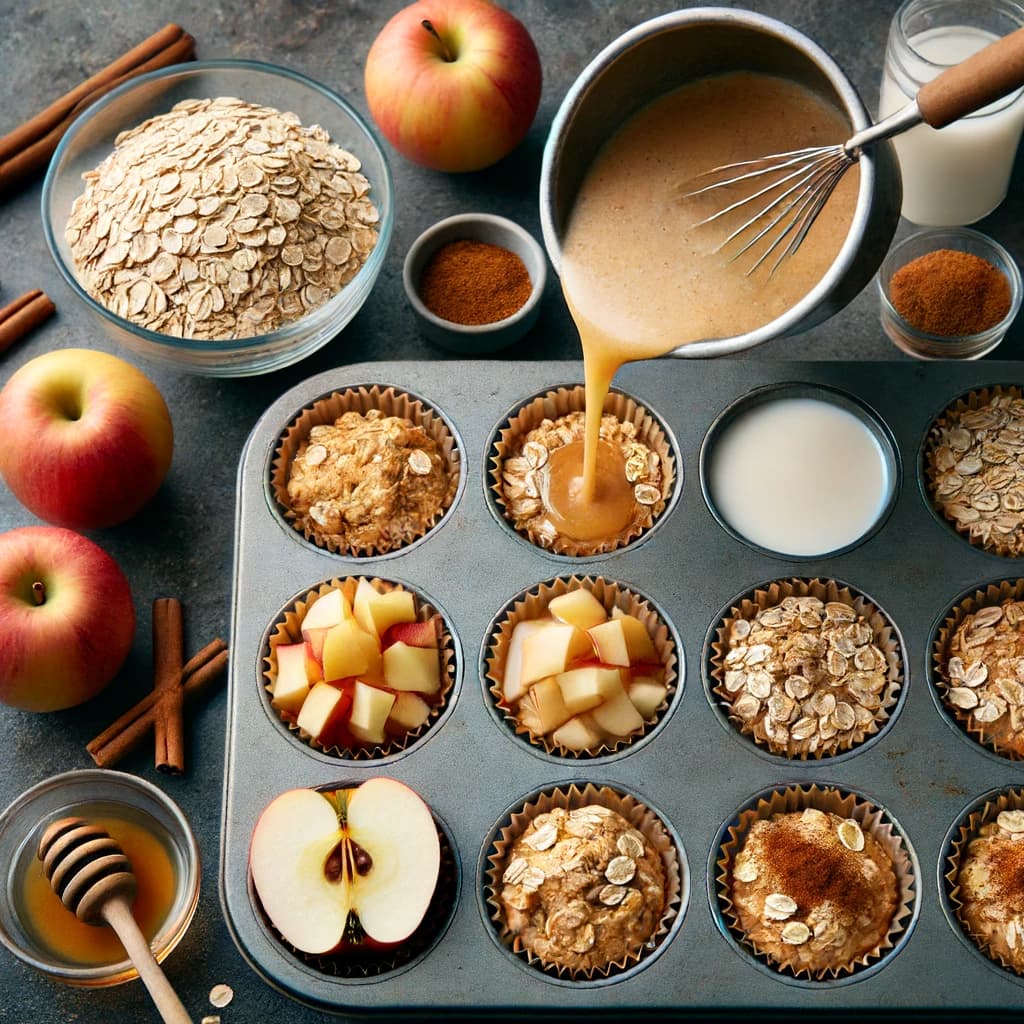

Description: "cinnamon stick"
87 645 228 769
152 598 185 774
0 290 55 354
0 25 195 195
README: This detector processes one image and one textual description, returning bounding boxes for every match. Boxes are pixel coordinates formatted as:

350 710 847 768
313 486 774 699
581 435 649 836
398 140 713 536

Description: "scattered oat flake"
209 984 234 1008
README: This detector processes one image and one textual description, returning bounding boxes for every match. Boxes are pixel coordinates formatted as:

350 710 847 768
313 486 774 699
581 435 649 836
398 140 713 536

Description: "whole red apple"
0 526 135 711
365 0 542 172
0 349 173 530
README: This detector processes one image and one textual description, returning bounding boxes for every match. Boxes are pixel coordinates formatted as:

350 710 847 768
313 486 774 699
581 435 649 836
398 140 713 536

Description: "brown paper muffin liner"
715 784 916 980
484 782 682 980
932 579 1024 760
708 579 903 760
484 575 678 758
263 577 455 760
945 787 1024 977
923 386 1024 559
489 384 675 556
271 384 460 557
251 789 459 979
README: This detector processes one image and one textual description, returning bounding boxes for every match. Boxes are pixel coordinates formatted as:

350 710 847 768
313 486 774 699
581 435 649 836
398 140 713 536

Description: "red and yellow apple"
364 0 542 172
250 779 441 954
0 526 135 711
0 348 173 529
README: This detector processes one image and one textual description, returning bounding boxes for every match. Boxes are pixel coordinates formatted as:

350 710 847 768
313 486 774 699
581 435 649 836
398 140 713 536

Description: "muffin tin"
222 360 1024 1013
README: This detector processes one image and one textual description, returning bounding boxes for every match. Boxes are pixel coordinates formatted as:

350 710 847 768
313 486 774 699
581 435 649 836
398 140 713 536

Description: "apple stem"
421 19 455 62
31 581 45 606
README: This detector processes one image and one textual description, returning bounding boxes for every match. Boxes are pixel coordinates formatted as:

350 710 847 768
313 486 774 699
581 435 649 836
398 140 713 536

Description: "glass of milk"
880 0 1024 225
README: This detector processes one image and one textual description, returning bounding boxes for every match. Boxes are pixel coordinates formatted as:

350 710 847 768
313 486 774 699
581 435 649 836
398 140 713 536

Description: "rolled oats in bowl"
923 386 1024 557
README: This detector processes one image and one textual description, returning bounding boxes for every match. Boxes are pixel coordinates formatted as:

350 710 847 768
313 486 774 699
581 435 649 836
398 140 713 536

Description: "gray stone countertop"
0 1 1021 1021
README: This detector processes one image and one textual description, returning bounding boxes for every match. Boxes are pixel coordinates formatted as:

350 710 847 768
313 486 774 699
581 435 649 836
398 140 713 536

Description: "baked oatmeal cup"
714 784 918 982
933 579 1024 760
271 384 460 557
707 578 904 761
488 385 676 557
262 576 456 760
484 575 678 759
923 386 1024 558
944 787 1024 979
484 782 684 980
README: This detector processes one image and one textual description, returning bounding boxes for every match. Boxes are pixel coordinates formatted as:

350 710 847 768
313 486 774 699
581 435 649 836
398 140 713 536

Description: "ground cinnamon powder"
419 239 532 325
890 248 1011 336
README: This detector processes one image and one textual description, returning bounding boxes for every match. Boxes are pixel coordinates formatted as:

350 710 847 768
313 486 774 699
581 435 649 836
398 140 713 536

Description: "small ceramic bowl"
0 769 200 987
403 213 546 353
877 227 1021 360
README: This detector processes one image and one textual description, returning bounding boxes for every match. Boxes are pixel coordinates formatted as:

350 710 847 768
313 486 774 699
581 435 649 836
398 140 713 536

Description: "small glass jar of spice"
878 227 1021 359
403 213 546 353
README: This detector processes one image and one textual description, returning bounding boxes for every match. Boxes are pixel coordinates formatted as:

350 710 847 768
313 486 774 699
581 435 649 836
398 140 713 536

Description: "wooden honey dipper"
37 817 193 1024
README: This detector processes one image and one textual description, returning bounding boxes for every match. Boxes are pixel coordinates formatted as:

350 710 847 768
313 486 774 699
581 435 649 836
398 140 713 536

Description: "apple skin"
364 0 542 172
0 348 173 529
0 526 135 711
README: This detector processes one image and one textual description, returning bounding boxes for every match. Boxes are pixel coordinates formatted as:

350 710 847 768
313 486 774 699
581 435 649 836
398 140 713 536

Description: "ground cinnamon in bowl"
418 239 532 325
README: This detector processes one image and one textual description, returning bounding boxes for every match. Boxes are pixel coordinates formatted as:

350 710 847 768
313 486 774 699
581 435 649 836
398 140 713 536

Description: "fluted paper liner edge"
944 786 1024 977
263 577 455 760
709 578 903 760
932 578 1024 761
485 782 682 980
489 384 674 556
923 385 1024 559
271 384 459 557
484 575 677 758
715 784 916 980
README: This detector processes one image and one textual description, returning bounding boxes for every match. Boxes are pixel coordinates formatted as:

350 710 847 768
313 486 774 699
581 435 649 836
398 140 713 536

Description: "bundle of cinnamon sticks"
0 289 55 354
0 23 195 196
87 598 228 773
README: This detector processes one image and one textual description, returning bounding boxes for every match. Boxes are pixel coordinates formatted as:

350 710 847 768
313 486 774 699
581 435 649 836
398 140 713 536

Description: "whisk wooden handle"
918 25 1024 128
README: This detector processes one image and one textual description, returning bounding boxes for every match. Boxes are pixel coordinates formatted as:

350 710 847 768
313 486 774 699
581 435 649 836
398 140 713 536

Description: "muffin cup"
922 386 1024 558
708 578 903 760
944 786 1024 979
932 579 1024 761
484 575 678 759
249 783 460 980
484 782 683 981
271 384 460 557
715 783 917 981
488 384 675 557
263 577 455 760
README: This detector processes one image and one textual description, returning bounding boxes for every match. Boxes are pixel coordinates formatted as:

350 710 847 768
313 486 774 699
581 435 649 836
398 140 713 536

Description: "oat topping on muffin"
718 595 891 757
498 804 666 972
956 808 1024 973
731 807 898 975
286 409 454 552
926 391 1024 556
946 598 1024 757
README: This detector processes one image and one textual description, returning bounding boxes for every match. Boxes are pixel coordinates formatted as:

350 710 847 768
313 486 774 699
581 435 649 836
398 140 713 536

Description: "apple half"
250 778 441 955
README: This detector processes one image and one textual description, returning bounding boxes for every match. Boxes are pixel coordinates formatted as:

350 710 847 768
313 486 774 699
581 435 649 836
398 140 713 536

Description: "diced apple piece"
321 619 371 683
353 578 383 637
272 643 316 714
502 620 547 702
628 677 668 719
348 680 396 746
354 629 385 686
528 676 573 733
617 614 659 664
590 688 645 736
382 642 441 694
556 665 625 715
547 589 608 631
551 714 603 751
388 692 432 732
520 622 593 687
383 619 438 650
301 587 352 632
587 619 631 667
354 580 416 639
297 682 350 744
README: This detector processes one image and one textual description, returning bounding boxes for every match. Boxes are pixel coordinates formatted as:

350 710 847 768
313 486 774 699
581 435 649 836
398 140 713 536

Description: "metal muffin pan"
222 360 1024 1014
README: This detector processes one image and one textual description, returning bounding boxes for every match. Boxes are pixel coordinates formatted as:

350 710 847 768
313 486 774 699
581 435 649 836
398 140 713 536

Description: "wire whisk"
680 26 1024 277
